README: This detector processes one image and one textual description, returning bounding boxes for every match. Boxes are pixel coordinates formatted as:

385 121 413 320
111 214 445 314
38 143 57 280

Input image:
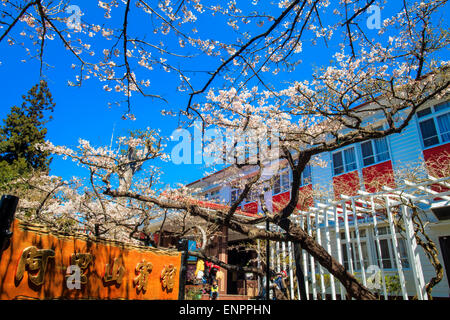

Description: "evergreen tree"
0 80 55 186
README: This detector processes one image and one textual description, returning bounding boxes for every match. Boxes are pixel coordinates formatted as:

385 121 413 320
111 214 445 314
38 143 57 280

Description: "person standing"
210 280 219 300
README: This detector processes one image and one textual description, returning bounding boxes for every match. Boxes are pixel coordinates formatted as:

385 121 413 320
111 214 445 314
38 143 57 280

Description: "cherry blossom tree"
1 0 449 300
8 130 166 242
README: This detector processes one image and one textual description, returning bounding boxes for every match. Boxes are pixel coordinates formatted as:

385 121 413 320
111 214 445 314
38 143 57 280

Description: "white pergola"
258 175 450 300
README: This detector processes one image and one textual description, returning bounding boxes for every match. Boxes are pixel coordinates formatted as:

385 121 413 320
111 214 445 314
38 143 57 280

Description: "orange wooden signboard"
0 219 182 300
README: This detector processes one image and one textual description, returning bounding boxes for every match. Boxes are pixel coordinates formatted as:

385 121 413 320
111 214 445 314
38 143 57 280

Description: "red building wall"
270 185 314 213
423 143 450 178
272 191 290 213
362 160 396 193
243 201 258 215
423 143 450 194
333 170 360 199
296 184 314 211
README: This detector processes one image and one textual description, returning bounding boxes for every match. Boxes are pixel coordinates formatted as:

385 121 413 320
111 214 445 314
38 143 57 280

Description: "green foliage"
315 273 331 289
185 287 203 300
385 274 402 297
0 80 55 189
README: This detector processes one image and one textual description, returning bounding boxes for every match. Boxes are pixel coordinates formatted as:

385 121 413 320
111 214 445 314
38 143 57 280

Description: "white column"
315 210 326 300
288 241 296 300
402 204 427 300
276 238 281 273
307 214 317 300
351 199 367 286
325 207 337 300
343 201 355 275
270 230 274 300
300 215 310 300
385 196 408 300
371 196 388 300
334 206 346 300
257 239 261 295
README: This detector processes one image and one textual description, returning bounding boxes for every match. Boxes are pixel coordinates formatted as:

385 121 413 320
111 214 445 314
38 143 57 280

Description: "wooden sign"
0 219 182 300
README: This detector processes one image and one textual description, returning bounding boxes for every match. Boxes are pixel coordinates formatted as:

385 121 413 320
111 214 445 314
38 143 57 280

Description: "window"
378 239 393 269
301 165 312 186
231 188 241 203
205 189 220 202
293 160 312 186
245 189 258 203
374 226 410 269
419 119 440 147
360 134 390 167
274 170 290 194
437 113 450 141
418 102 450 148
340 229 370 271
332 147 357 176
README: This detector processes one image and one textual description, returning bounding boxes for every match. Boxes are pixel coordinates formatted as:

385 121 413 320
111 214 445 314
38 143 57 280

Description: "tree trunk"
293 242 308 300
280 219 377 300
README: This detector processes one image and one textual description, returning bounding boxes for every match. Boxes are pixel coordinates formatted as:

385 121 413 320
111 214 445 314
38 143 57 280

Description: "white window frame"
372 226 410 270
300 164 312 187
292 159 313 187
273 169 290 195
332 146 358 176
417 101 450 150
230 188 241 203
359 127 391 168
244 189 258 204
231 186 259 205
339 228 372 271
205 189 220 202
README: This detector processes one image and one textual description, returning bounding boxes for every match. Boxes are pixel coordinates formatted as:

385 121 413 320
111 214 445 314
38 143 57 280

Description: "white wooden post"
257 239 261 295
276 238 281 273
288 241 296 300
300 215 310 300
270 231 275 300
351 199 367 286
294 217 302 300
325 207 337 300
343 201 355 275
315 209 326 300
371 196 388 300
385 196 408 300
402 204 428 300
307 213 317 300
334 206 346 300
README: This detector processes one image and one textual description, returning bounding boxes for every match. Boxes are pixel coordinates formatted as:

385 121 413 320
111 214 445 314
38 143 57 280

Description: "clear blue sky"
0 1 225 186
0 1 445 187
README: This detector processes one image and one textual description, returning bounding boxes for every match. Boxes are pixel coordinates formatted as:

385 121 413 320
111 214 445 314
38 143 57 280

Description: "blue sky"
0 1 221 186
0 1 445 188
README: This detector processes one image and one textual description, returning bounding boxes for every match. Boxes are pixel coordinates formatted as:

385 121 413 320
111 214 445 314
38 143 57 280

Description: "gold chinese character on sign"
15 246 55 286
160 264 177 291
133 260 153 292
103 257 125 285
66 253 93 285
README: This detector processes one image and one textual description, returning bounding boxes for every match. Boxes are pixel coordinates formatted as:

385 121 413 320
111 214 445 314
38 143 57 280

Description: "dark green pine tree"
0 80 55 186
